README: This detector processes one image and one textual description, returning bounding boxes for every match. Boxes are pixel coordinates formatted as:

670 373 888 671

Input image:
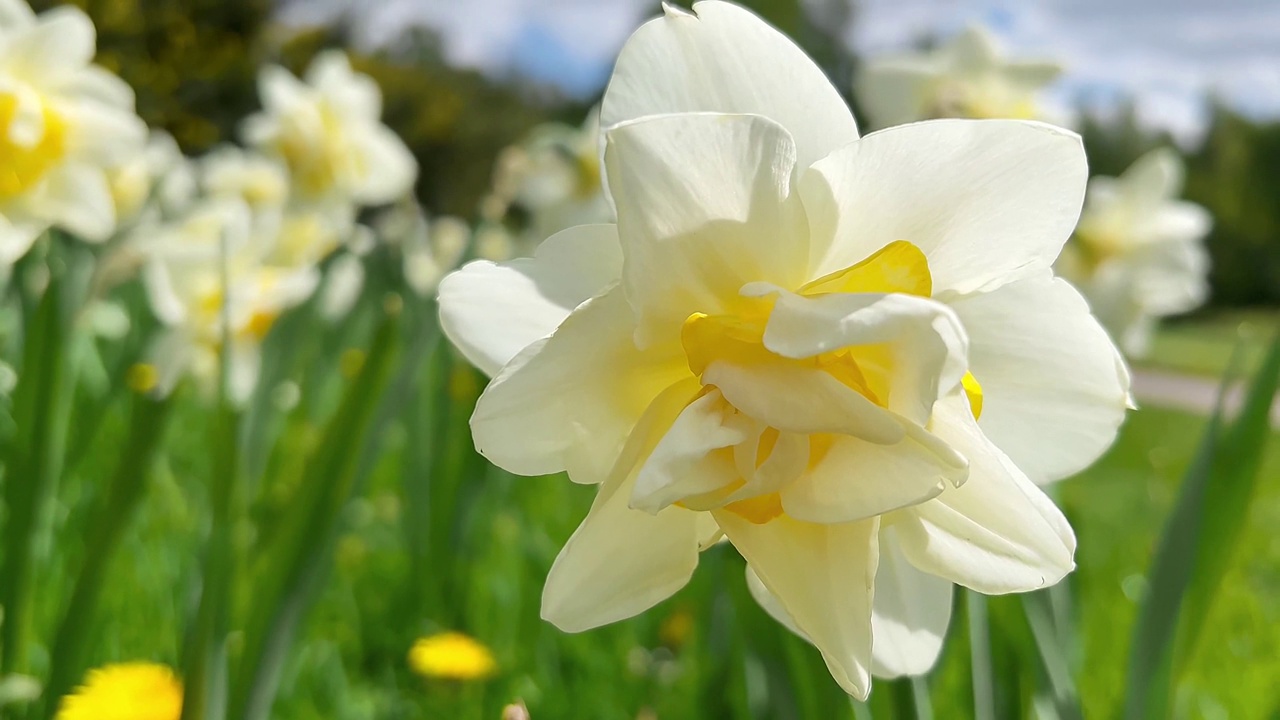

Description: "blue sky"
282 0 1280 144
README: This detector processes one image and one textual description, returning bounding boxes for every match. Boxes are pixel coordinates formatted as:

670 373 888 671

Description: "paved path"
1131 368 1280 427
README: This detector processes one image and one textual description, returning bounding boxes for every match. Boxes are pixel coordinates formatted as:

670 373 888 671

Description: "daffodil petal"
439 224 623 376
542 380 707 632
470 287 688 484
604 112 807 346
602 0 858 172
870 527 953 678
760 289 969 425
800 119 1087 296
630 387 748 513
949 272 1130 484
703 359 904 444
715 511 878 699
779 427 961 525
894 395 1076 594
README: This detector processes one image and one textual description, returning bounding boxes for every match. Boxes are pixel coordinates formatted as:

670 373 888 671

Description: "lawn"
1144 310 1280 378
49 349 1280 718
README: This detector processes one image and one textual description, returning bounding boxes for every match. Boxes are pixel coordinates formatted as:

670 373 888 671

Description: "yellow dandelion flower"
55 663 182 720
408 632 497 681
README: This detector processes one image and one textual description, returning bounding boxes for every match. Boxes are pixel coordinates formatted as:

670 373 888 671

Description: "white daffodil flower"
108 131 192 225
1056 149 1212 357
486 108 613 254
140 198 317 402
242 50 417 207
438 1 1129 698
200 144 291 212
856 25 1062 130
0 0 147 263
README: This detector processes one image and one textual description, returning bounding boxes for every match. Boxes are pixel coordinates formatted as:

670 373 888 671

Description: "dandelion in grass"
483 108 613 256
55 663 182 720
408 632 497 681
243 50 416 207
0 0 146 264
440 0 1131 698
1056 148 1212 357
856 24 1063 130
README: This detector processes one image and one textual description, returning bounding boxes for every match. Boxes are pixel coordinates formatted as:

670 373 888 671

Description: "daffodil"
140 198 317 401
54 662 182 720
0 0 147 263
485 108 613 254
1056 148 1212 356
439 1 1129 697
856 24 1063 130
242 50 416 207
408 632 497 681
108 132 192 225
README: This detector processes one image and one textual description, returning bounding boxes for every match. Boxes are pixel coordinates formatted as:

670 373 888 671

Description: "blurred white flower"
439 1 1129 698
108 131 191 225
376 199 470 297
1056 148 1212 357
319 251 364 320
0 0 147 263
200 144 290 211
486 108 613 253
856 25 1063 129
242 50 417 207
140 198 317 402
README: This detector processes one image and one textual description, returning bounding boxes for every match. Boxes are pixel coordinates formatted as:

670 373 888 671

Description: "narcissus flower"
140 198 317 402
408 632 497 681
242 50 416 206
54 662 182 720
1056 148 1212 357
484 108 613 254
856 25 1063 129
0 0 147 263
439 0 1129 698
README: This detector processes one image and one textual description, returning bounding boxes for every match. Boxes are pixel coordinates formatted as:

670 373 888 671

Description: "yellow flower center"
54 663 183 720
0 92 69 199
276 104 354 199
408 632 497 681
678 241 982 525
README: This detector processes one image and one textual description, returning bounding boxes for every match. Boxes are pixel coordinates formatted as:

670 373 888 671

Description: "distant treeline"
39 0 1280 309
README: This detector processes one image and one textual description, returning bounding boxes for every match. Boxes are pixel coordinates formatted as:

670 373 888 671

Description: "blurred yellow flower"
54 662 182 720
408 632 497 681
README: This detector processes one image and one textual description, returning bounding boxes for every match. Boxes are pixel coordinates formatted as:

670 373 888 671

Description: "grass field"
1144 310 1280 378
45 332 1279 719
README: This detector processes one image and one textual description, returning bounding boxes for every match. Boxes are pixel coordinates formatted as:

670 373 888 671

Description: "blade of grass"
42 387 174 717
233 297 401 720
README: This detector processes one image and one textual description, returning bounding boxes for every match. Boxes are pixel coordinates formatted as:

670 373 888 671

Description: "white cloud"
280 0 1280 139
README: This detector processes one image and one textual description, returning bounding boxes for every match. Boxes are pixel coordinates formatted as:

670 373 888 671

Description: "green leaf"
1124 331 1280 719
42 389 174 718
1174 329 1280 672
231 298 402 720
0 264 76 679
967 591 996 720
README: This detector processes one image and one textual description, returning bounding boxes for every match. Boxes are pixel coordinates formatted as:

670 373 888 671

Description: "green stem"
0 272 74 679
42 391 174 717
967 591 995 720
